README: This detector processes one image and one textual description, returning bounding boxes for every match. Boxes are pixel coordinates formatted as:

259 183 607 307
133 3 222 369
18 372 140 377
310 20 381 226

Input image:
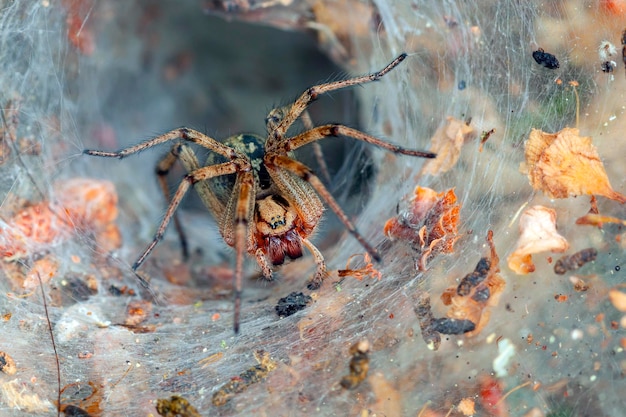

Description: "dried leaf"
420 116 476 176
384 187 461 270
507 206 569 274
608 288 626 312
576 213 626 228
521 128 626 203
442 230 505 336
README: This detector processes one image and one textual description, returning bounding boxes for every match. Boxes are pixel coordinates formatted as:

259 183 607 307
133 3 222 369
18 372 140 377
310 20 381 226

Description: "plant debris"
384 186 461 270
440 230 505 336
212 351 277 407
0 351 17 375
337 253 381 281
156 395 201 417
521 128 626 203
420 116 476 176
507 206 569 274
554 248 598 275
339 340 370 390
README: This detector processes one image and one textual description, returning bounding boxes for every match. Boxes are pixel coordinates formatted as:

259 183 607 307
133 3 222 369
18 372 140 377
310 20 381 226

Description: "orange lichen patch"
521 128 626 203
0 202 71 259
22 257 59 291
420 116 476 176
0 178 120 260
507 206 569 275
384 187 461 270
124 300 153 326
441 231 505 337
56 178 119 228
337 253 381 281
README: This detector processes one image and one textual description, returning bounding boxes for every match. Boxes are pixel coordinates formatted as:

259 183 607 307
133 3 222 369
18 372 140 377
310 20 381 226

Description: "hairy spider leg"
159 143 257 334
262 124 435 268
133 159 238 271
156 149 190 260
280 124 437 158
265 153 376 285
269 53 408 142
300 110 332 184
85 128 254 332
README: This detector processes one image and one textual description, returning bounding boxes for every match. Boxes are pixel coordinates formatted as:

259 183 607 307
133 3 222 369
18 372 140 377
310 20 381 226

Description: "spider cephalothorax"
84 53 436 332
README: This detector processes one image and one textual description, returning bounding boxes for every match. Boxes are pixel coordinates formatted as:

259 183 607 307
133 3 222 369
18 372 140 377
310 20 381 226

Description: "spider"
84 53 436 333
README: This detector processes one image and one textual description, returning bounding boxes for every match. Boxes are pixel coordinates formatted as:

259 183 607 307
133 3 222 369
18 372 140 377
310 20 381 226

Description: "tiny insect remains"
532 47 560 69
84 53 435 332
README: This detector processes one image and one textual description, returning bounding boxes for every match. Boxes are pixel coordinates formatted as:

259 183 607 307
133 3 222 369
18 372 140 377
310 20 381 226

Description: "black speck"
532 48 560 69
275 292 312 317
601 61 616 73
458 80 466 90
108 285 123 296
616 265 621 272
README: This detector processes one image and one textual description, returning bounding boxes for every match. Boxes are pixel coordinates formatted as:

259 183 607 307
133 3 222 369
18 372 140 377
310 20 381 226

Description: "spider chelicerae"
84 53 436 333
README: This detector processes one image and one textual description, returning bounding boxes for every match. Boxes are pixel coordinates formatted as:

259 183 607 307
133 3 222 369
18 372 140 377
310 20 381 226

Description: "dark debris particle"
432 318 476 335
340 340 370 390
532 48 560 69
212 351 276 407
156 395 201 417
108 285 122 296
554 248 597 275
275 292 312 317
457 258 490 296
61 405 93 417
601 61 616 73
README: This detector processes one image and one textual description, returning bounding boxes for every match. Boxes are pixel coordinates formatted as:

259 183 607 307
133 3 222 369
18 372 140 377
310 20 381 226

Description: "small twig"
36 272 61 417
496 380 532 406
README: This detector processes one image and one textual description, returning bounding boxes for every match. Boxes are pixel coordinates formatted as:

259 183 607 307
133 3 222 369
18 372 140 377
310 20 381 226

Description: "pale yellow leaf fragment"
421 116 476 176
521 128 626 203
507 206 569 274
608 289 626 312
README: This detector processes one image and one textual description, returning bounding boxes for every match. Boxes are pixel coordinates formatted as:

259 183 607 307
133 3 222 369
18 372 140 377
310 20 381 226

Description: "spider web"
0 0 625 416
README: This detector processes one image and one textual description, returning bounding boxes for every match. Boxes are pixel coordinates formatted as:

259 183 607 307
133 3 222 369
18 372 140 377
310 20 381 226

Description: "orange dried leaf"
384 186 461 270
522 128 626 203
420 116 476 176
507 206 569 274
337 253 381 281
576 213 626 228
